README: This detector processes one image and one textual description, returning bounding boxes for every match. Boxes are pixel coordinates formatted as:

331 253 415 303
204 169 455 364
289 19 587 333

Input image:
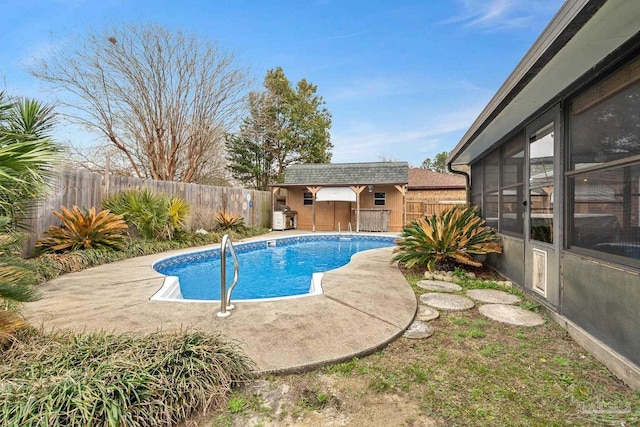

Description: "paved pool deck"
22 231 417 374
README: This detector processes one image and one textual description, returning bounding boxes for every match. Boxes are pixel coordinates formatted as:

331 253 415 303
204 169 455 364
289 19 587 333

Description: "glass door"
524 107 561 309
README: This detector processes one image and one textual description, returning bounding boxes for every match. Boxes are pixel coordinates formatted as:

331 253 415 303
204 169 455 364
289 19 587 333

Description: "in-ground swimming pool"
152 234 396 302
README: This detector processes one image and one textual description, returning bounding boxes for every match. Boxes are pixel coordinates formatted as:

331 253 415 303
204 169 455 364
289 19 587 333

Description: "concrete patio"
22 233 417 374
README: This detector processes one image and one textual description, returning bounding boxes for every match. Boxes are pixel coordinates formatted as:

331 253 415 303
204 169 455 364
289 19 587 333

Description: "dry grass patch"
205 274 639 426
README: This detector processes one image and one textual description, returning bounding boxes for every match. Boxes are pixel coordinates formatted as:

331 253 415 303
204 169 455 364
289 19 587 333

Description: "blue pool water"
153 235 395 301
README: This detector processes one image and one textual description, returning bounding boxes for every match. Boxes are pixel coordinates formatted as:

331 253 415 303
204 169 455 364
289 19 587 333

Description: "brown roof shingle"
408 168 465 190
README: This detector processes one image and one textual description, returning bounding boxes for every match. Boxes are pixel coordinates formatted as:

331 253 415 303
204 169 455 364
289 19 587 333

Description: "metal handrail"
217 234 239 318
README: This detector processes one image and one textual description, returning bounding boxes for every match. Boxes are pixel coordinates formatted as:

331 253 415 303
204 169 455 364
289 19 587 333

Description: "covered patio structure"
271 162 409 232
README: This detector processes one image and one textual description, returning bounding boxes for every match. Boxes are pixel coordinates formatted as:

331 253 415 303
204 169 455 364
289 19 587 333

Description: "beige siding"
286 185 405 232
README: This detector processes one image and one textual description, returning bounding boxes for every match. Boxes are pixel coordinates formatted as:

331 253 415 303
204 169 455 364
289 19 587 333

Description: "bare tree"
32 24 250 183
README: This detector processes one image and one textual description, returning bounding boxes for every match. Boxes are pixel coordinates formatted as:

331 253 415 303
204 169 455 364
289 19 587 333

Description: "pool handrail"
217 234 239 318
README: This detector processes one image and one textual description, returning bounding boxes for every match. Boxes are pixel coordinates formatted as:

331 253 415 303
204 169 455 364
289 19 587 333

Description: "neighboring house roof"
282 162 408 186
448 0 639 166
408 168 465 190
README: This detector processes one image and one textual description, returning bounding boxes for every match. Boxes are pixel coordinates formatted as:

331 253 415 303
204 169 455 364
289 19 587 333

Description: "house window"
303 191 313 205
470 161 483 211
567 60 640 267
483 150 500 229
374 192 386 206
500 132 525 236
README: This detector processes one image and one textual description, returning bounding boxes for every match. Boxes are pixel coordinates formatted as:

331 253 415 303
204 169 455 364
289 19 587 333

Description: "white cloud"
443 0 563 32
330 104 485 165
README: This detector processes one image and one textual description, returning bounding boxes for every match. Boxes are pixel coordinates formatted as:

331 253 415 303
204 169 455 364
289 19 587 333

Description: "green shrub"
214 210 246 233
27 229 268 285
393 205 502 272
35 206 128 253
0 221 40 343
102 189 190 241
0 329 254 426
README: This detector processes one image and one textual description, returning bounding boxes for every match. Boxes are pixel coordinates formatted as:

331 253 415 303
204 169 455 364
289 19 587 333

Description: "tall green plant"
393 205 503 272
102 189 190 240
0 218 39 343
0 92 59 227
35 206 129 253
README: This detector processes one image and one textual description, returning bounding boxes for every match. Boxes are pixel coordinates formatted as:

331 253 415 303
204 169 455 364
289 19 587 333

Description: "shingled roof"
283 162 408 186
408 168 465 190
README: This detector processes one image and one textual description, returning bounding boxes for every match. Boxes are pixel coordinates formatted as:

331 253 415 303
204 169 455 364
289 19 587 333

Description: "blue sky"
1 0 564 166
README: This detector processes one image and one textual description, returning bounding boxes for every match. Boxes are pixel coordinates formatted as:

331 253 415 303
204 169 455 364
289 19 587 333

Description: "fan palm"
0 218 39 343
103 189 190 240
0 91 58 341
0 91 60 227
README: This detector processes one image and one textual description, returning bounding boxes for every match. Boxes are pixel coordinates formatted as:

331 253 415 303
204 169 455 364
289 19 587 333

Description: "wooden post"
104 153 110 199
306 186 320 231
270 187 279 230
395 185 407 227
350 186 366 233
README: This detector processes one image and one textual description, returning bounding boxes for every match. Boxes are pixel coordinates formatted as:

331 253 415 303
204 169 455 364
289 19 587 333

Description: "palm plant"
393 205 503 272
0 92 58 342
214 210 245 232
0 91 59 228
103 189 190 240
167 197 190 239
0 218 39 344
35 206 129 253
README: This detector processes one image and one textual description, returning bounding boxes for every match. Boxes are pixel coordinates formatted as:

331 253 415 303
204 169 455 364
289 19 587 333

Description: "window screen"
568 61 640 265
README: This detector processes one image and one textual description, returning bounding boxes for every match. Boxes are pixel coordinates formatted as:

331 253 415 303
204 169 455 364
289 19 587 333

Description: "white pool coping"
150 232 396 303
150 272 324 303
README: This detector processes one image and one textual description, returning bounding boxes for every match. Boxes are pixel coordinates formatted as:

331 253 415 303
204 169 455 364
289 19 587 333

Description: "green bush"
0 329 254 426
35 206 128 253
214 210 246 233
27 228 269 284
0 220 39 343
102 189 190 241
393 205 502 272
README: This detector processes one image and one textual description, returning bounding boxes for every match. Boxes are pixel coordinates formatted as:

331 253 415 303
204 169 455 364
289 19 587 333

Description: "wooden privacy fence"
405 200 467 224
24 168 271 255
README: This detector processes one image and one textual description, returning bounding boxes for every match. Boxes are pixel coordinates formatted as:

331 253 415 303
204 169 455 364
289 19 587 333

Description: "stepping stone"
466 289 520 305
419 293 474 311
417 280 462 293
416 305 440 322
478 304 544 326
403 320 435 339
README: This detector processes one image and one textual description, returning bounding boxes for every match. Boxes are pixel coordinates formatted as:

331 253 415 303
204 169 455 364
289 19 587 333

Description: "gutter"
447 164 471 205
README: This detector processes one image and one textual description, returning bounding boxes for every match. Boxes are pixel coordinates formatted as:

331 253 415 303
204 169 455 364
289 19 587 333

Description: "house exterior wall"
285 185 405 231
486 234 525 287
468 47 640 387
561 252 640 367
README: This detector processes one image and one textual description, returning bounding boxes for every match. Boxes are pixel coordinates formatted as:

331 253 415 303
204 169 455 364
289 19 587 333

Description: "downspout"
447 163 471 205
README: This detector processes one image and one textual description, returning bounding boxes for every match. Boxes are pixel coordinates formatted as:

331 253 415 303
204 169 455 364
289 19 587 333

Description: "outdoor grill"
272 205 297 230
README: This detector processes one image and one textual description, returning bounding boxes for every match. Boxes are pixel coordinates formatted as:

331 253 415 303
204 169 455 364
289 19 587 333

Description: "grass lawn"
203 272 640 427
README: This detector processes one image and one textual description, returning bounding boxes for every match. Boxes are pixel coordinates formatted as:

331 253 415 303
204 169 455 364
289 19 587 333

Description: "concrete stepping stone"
478 304 544 326
419 293 474 311
466 289 520 305
403 320 435 339
416 305 440 322
417 280 462 293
